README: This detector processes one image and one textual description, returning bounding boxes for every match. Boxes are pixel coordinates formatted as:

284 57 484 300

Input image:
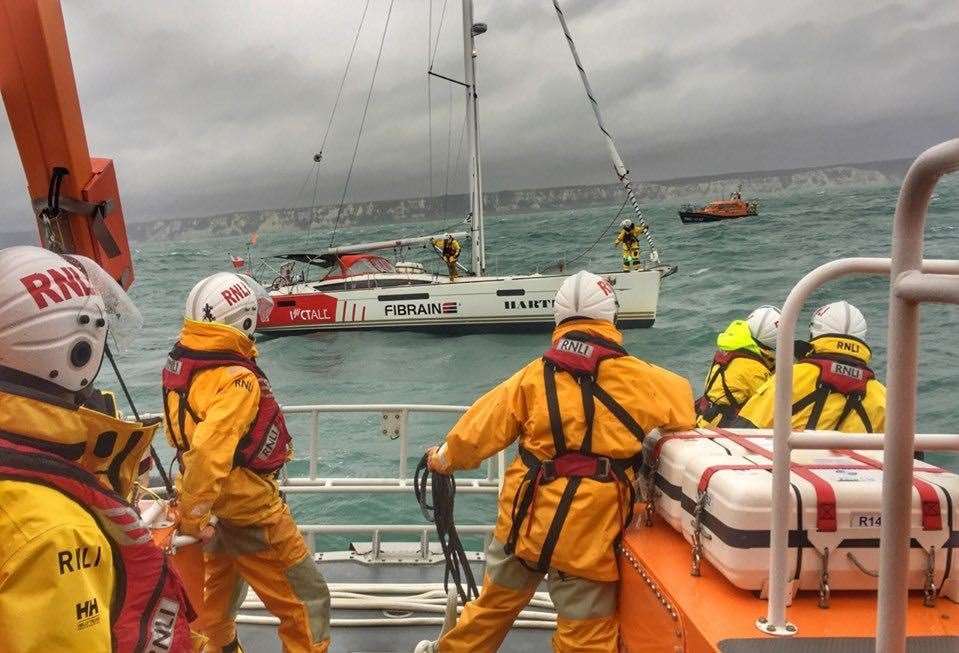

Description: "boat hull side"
258 270 662 335
679 211 754 224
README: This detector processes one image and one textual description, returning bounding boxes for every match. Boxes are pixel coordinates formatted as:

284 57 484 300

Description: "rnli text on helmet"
221 282 251 306
20 266 95 309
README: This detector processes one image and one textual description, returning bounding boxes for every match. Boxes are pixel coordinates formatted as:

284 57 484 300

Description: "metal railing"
145 402 506 557
144 402 552 630
276 404 504 493
759 139 959 651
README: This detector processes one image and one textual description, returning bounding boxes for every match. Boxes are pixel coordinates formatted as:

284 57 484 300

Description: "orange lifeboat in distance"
679 187 758 225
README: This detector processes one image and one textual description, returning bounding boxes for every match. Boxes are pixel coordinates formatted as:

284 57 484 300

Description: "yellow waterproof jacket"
614 226 644 250
163 320 285 536
0 390 157 652
434 238 461 261
696 320 773 427
738 335 886 432
442 320 696 581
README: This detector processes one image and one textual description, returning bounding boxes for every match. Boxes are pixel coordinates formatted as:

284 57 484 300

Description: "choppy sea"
97 180 959 546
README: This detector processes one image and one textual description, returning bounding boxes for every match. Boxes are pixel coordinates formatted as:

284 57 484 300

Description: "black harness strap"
579 377 596 454
801 386 831 431
793 357 876 432
543 363 567 456
697 351 767 426
718 370 739 410
835 394 874 433
536 477 583 572
593 385 645 441
508 350 643 572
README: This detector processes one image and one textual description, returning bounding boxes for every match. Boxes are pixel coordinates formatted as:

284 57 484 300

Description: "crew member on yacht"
696 306 780 427
737 300 886 432
0 246 194 652
614 219 644 271
434 234 461 281
415 270 696 653
162 272 331 653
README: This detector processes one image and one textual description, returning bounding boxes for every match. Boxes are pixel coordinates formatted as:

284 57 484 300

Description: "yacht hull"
257 267 671 335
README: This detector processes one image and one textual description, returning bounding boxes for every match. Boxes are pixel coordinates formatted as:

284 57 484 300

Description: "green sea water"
98 180 959 545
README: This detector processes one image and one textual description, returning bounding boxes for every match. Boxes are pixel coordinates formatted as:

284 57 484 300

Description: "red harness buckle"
541 453 613 482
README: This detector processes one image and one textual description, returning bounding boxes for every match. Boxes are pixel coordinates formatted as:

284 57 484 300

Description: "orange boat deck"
700 199 755 217
618 509 959 651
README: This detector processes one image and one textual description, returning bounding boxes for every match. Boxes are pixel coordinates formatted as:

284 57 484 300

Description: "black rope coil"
413 453 479 604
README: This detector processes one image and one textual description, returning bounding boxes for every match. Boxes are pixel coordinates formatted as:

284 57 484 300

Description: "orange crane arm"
0 0 134 287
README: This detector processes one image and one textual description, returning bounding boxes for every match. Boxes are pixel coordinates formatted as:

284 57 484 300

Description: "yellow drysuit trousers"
172 507 331 653
435 537 618 652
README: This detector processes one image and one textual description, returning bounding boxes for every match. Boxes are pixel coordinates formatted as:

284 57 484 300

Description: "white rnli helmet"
621 219 633 229
810 301 867 340
747 305 781 350
553 270 618 325
186 272 274 336
0 246 140 393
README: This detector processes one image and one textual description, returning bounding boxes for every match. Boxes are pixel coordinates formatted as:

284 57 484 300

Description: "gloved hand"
172 498 216 543
425 444 451 474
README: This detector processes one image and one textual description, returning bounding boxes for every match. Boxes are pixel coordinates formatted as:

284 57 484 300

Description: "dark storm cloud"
1 0 957 230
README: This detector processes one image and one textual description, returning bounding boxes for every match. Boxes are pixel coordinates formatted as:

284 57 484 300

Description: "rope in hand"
414 453 480 604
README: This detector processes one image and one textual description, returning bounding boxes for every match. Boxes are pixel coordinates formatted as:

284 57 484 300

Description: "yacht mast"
551 0 661 264
462 0 486 275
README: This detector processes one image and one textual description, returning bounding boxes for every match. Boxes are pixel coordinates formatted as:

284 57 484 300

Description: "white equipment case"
642 428 959 601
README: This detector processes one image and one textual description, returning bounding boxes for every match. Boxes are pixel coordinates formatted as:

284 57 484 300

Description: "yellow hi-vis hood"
0 389 157 500
179 318 258 357
716 320 762 356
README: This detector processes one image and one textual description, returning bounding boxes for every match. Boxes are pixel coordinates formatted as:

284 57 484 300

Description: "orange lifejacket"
162 345 293 474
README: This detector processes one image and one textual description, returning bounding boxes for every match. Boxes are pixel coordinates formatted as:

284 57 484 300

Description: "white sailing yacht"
255 0 675 335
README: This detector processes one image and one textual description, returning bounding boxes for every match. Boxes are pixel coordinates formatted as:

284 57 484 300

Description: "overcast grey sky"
1 0 957 231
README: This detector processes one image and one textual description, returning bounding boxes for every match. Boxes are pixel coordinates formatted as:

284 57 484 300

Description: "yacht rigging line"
429 0 451 69
103 345 173 496
426 0 453 218
292 0 371 237
542 198 629 274
551 0 661 264
414 454 480 604
426 0 434 206
329 0 396 249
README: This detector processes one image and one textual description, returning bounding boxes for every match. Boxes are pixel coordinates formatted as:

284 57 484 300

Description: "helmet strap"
0 365 83 410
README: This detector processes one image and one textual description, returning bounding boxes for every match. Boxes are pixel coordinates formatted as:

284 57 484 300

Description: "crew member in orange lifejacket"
696 306 781 427
0 246 194 653
414 271 695 653
163 272 331 653
738 301 886 432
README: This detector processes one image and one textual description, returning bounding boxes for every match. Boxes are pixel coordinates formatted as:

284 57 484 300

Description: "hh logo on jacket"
75 597 100 630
